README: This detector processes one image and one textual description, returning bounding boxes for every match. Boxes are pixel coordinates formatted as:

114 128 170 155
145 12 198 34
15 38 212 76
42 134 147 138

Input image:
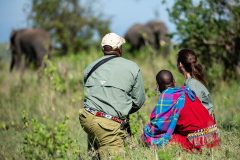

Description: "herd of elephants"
9 20 169 71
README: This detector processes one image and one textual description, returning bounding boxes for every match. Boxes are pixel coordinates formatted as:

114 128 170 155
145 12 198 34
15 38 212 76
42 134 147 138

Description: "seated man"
142 70 220 151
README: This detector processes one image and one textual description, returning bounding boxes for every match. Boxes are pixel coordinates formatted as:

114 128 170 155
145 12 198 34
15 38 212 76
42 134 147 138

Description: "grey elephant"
124 24 154 51
9 28 51 71
145 21 169 50
125 21 169 52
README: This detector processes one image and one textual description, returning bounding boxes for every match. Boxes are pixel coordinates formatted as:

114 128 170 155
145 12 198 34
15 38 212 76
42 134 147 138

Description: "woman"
142 70 220 151
177 49 214 116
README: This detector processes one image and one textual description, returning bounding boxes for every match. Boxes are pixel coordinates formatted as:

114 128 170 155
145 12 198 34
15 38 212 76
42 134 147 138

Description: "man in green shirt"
79 33 146 159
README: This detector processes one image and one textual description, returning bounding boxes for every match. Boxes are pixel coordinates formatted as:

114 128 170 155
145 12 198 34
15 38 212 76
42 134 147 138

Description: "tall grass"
0 47 239 159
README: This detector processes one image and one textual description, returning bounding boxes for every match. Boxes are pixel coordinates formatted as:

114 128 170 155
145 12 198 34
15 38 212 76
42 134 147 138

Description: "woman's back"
186 77 213 114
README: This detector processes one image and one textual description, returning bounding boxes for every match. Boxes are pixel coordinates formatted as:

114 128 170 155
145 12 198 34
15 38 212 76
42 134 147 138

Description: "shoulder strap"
84 55 118 84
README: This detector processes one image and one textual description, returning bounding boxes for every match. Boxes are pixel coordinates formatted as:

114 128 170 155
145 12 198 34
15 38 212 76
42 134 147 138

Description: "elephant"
145 21 169 50
9 28 51 71
124 24 155 51
125 21 170 52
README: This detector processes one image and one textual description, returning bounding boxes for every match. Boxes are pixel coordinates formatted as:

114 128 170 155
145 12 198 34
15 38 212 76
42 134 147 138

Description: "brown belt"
85 107 125 124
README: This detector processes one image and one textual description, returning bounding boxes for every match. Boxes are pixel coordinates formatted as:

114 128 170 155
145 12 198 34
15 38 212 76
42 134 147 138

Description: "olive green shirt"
185 77 213 114
83 55 146 119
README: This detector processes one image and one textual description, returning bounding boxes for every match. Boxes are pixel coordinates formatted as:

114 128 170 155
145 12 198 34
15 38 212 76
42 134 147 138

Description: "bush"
22 113 80 159
44 58 66 93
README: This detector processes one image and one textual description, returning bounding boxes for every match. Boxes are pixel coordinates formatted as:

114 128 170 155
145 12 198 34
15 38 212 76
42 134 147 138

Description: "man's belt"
84 107 125 124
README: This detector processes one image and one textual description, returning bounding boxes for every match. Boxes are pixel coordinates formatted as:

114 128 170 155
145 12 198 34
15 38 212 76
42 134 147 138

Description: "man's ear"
156 83 159 91
114 48 121 56
173 80 176 87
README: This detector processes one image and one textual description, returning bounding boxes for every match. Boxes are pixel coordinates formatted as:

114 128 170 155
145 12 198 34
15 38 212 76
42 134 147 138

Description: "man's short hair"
156 70 175 92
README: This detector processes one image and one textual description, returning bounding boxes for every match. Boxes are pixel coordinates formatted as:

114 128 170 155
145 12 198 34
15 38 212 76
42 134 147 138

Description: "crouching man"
79 33 145 159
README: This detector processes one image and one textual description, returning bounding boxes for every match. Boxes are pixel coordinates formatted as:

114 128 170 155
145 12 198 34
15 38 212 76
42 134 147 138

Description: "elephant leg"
20 65 26 80
37 51 48 69
36 54 44 69
34 44 48 69
25 55 33 68
10 56 15 72
10 54 22 71
19 55 27 77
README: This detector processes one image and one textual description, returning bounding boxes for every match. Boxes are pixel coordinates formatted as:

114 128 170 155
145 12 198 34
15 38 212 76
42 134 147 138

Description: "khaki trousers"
79 108 129 159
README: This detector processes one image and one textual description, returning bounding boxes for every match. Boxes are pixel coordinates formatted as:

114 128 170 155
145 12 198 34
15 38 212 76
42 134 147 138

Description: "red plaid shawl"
142 86 196 147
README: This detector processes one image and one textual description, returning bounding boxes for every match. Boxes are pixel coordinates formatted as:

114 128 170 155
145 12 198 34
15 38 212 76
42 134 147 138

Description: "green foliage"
130 87 156 136
212 80 240 131
206 61 225 88
130 112 148 137
164 0 240 78
28 0 110 54
157 150 171 160
44 58 66 93
22 114 80 159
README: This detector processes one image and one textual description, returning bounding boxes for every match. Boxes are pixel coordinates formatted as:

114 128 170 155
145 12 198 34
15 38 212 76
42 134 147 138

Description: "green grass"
0 47 239 159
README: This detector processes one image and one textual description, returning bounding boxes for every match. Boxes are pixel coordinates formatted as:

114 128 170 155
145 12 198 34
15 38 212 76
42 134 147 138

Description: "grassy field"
0 46 239 160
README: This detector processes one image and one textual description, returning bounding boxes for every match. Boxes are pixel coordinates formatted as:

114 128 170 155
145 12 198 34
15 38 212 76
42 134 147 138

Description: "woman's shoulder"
186 78 210 94
187 78 200 85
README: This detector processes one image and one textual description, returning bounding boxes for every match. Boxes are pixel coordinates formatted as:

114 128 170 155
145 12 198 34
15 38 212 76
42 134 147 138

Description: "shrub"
44 58 66 93
22 113 80 159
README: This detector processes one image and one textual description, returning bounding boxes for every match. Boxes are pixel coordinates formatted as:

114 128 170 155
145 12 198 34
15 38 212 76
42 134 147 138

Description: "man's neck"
104 52 121 57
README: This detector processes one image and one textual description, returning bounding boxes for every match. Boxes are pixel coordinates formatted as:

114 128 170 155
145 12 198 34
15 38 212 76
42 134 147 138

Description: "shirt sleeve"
130 70 146 113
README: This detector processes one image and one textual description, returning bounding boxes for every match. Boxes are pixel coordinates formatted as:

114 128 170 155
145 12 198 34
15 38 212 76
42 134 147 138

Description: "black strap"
84 55 118 84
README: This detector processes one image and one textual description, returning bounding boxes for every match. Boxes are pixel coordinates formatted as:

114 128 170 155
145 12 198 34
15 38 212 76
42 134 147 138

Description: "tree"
28 0 110 54
164 0 240 78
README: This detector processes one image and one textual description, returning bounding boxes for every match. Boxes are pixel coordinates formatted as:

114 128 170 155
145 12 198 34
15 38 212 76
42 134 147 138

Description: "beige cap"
101 33 126 49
